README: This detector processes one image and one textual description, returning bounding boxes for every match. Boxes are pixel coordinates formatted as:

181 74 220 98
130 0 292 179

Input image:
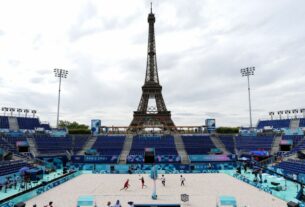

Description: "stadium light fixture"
284 110 291 119
9 108 15 117
277 111 283 120
269 112 274 120
24 109 29 117
292 109 298 118
240 67 255 128
17 108 23 117
54 68 69 128
1 107 8 116
300 108 305 118
32 110 37 118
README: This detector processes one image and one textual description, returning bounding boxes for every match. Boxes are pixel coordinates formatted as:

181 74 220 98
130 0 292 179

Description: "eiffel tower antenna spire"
150 2 153 13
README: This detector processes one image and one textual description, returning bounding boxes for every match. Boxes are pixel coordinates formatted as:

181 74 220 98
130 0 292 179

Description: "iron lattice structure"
129 8 175 131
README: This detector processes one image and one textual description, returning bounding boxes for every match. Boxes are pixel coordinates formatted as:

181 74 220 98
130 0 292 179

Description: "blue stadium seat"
0 160 32 176
219 135 235 153
182 135 216 155
0 116 9 129
91 135 125 156
17 117 40 130
257 119 290 129
127 135 179 163
235 136 274 153
34 135 89 154
275 159 305 175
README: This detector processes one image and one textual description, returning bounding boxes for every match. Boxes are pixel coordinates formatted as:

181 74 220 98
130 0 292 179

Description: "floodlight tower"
269 112 274 120
32 110 37 118
278 111 284 120
17 108 23 117
9 108 15 117
292 109 298 118
24 109 29 117
284 110 291 119
241 67 255 128
54 69 68 128
1 107 9 116
300 109 305 118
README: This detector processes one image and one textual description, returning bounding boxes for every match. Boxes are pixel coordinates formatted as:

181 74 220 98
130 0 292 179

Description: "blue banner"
72 155 119 163
91 119 101 135
205 119 216 133
189 155 232 162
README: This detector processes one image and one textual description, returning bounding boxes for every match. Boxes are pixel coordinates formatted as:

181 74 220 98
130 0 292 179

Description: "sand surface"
26 173 287 207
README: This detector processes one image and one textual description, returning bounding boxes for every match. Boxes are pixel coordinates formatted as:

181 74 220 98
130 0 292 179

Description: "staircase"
290 119 300 129
233 136 238 155
270 135 282 155
77 136 97 155
210 134 230 154
27 137 39 157
284 152 299 160
118 134 133 164
8 117 19 131
173 134 190 164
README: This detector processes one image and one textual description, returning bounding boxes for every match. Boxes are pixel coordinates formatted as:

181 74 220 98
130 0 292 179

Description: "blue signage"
72 155 119 164
91 119 101 135
205 119 216 133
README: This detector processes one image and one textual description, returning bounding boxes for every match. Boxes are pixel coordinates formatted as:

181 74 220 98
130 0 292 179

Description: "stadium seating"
129 135 178 156
40 123 51 130
17 117 40 130
282 135 304 146
34 135 89 154
91 135 125 156
127 135 179 163
257 119 290 129
0 137 17 153
0 116 9 129
2 136 28 154
299 118 305 127
284 138 305 156
182 135 216 155
0 160 32 176
275 159 305 175
235 136 274 152
72 135 90 153
219 135 235 153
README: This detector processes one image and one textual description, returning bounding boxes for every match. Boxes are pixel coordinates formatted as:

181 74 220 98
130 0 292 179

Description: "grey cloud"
30 77 43 84
69 2 141 42
8 60 20 67
32 34 42 50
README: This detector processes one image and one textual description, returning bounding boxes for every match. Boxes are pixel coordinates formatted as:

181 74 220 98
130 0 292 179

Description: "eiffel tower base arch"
129 112 175 132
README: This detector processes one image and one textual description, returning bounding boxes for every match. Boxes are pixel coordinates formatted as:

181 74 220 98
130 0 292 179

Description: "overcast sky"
1 0 305 128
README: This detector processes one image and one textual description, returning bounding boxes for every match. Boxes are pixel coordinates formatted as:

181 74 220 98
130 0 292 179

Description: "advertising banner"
91 119 101 135
205 119 216 133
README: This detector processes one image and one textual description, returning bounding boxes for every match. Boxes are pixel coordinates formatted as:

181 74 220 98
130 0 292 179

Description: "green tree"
216 127 239 134
58 120 89 130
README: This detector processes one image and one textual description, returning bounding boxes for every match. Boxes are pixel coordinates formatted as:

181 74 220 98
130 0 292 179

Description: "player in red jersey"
120 179 130 191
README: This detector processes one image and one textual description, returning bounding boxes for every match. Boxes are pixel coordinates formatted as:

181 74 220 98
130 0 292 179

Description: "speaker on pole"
144 148 155 164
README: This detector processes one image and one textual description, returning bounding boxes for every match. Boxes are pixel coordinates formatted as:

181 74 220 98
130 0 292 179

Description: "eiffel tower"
129 5 175 131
